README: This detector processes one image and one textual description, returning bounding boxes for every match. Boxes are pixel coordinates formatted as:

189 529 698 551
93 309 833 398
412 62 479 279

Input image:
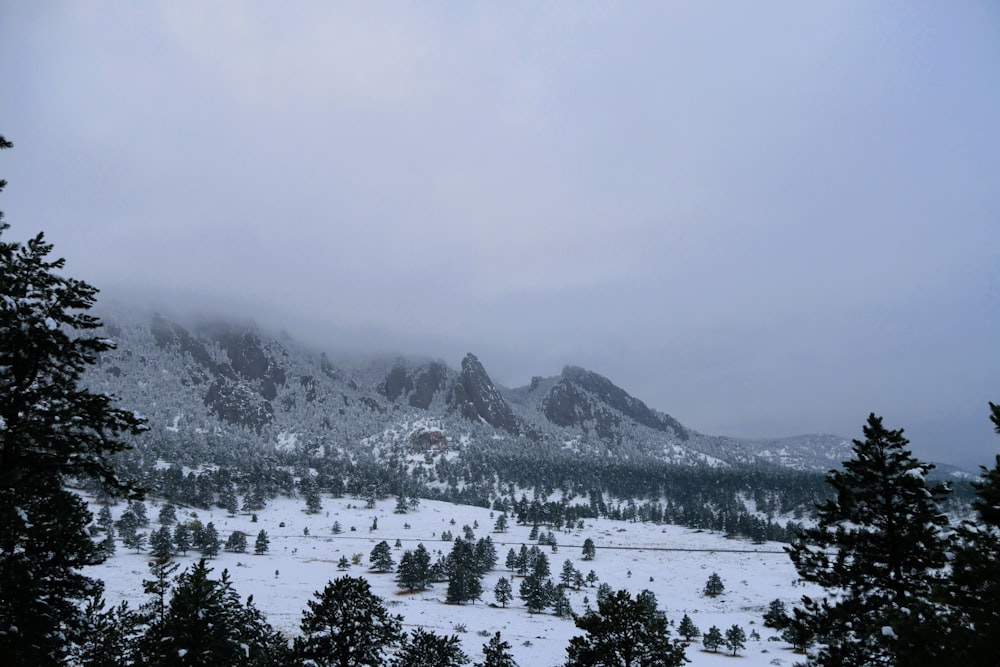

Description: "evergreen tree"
142 560 285 666
560 559 577 588
505 547 517 573
370 540 395 572
149 525 175 561
703 572 724 597
295 575 403 667
493 513 508 533
224 530 247 554
724 625 746 656
97 505 114 532
392 627 468 667
942 402 1000 667
446 538 484 604
474 632 518 667
677 614 700 641
201 522 220 558
762 598 789 632
173 523 192 555
785 414 951 667
702 626 723 653
397 543 432 591
157 502 177 526
254 529 270 555
494 576 513 608
565 588 686 667
553 588 573 618
581 537 596 561
72 592 139 667
337 556 350 570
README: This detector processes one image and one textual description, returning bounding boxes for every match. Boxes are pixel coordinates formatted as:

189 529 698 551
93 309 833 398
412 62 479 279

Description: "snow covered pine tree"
0 135 147 663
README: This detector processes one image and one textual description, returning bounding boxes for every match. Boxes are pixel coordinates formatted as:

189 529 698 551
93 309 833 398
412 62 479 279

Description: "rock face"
379 361 450 408
449 353 520 435
150 315 286 430
544 366 688 442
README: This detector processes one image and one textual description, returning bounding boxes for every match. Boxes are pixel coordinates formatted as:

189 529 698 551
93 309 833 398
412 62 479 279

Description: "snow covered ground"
87 495 821 666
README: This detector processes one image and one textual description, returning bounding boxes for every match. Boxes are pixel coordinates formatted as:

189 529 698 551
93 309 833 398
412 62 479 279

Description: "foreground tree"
475 632 518 667
294 575 402 667
564 588 687 667
392 628 469 667
0 134 147 663
785 413 951 666
141 559 286 666
941 403 1000 667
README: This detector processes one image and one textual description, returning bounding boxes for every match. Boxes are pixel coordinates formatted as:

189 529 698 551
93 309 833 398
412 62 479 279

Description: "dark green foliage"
72 592 139 667
724 625 745 656
141 560 286 666
370 540 395 572
446 538 484 604
158 502 177 525
0 170 147 660
295 575 403 667
581 537 596 560
762 598 789 631
224 529 247 553
254 529 269 555
397 543 432 591
702 572 724 597
494 576 513 607
785 414 951 666
475 632 518 667
173 523 192 555
564 589 686 667
200 521 220 558
150 525 175 560
702 625 723 652
392 627 469 667
677 614 700 641
940 403 1000 667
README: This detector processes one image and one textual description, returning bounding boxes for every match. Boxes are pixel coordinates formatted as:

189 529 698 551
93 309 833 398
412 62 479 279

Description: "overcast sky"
2 2 998 469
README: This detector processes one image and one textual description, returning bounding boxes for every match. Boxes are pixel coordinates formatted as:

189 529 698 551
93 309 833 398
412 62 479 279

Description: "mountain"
88 305 852 474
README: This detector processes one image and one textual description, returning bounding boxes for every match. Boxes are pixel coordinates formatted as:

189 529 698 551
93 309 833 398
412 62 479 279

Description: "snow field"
87 495 821 666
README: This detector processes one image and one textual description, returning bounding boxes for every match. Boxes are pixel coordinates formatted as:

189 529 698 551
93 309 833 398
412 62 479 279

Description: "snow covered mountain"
88 305 851 474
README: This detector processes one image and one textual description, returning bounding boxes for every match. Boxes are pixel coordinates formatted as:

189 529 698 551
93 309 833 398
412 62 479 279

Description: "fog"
2 2 998 468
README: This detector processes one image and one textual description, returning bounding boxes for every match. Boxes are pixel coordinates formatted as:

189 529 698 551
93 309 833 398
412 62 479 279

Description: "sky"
2 1 998 469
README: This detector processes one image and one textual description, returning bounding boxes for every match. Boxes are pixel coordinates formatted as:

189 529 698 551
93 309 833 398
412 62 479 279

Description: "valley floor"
87 495 821 666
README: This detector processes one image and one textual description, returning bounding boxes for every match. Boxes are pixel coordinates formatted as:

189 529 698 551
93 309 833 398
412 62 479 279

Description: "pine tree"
582 537 596 561
295 576 403 667
941 402 1000 667
370 540 395 572
493 513 508 532
157 502 177 526
392 628 468 667
446 538 484 604
72 592 139 667
0 200 146 658
224 530 247 553
254 529 269 555
762 598 789 632
494 576 513 608
149 525 175 561
141 560 285 666
702 625 723 653
201 521 220 558
785 414 951 666
474 632 518 667
703 572 724 597
565 588 686 667
724 625 746 656
678 614 700 641
173 523 192 555
397 543 432 591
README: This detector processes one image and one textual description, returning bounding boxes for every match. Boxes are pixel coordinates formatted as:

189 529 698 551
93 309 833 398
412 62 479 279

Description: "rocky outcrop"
449 353 520 434
379 360 450 409
204 378 273 432
544 366 688 441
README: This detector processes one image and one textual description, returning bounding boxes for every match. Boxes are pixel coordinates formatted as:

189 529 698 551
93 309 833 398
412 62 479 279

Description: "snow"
86 495 821 666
